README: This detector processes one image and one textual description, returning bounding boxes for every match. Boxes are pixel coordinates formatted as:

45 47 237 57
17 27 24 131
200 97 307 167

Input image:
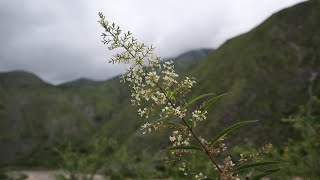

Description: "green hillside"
0 72 95 166
0 49 211 167
189 0 320 145
0 71 49 88
169 48 212 73
126 0 320 153
120 1 320 178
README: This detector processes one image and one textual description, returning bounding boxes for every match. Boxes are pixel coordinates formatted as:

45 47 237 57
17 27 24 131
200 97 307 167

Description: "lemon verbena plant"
98 13 282 180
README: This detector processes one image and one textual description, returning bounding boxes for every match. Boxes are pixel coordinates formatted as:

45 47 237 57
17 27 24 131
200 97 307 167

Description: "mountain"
0 71 96 166
169 48 212 73
0 70 49 88
127 0 320 151
189 0 320 144
59 78 104 88
122 1 320 177
0 49 211 166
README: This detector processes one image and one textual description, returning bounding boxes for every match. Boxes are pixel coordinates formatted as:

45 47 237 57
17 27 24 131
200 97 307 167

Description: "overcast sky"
0 0 305 85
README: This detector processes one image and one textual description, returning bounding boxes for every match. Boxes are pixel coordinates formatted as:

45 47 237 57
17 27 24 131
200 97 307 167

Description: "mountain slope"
0 70 49 88
189 0 320 144
105 0 320 166
0 71 96 166
0 49 211 166
170 48 212 73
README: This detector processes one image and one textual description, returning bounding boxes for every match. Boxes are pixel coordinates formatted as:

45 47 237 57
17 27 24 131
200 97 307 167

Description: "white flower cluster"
141 122 152 134
162 61 179 89
145 71 160 87
120 56 195 120
140 121 164 134
179 77 197 94
169 130 190 146
99 12 198 122
190 109 208 127
208 136 227 155
195 172 207 180
146 56 161 68
178 162 188 176
199 136 209 145
99 17 199 124
161 105 187 119
225 156 235 167
218 156 238 180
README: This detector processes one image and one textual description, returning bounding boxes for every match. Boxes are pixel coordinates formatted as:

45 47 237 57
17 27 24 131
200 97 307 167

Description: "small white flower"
169 136 176 142
195 172 207 180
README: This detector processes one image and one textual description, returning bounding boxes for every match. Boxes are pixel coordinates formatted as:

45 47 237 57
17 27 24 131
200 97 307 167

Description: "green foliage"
161 145 204 152
233 161 283 173
182 93 216 109
0 171 28 180
209 120 258 147
200 93 228 112
251 168 282 180
0 172 8 179
189 0 320 146
56 137 116 180
269 96 320 179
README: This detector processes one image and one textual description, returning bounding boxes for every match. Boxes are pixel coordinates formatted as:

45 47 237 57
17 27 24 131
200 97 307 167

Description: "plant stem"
112 35 223 173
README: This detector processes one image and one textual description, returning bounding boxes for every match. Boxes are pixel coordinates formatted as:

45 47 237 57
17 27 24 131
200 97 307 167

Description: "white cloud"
0 0 305 84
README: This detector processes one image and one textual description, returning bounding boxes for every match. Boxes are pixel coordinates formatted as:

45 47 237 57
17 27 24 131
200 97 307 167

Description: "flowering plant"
98 13 282 180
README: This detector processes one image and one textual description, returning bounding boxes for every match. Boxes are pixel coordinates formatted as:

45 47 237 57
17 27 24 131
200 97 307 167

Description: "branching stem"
109 30 223 173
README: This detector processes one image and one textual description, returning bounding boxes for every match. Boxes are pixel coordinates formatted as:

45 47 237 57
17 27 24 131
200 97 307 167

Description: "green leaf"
166 89 177 103
251 168 282 180
233 161 284 172
166 90 173 98
150 115 174 126
200 93 228 111
161 145 203 152
209 120 258 147
183 93 216 109
165 122 186 129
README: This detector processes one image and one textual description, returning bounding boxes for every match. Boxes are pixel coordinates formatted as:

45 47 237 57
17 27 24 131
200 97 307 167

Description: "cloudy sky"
0 0 305 85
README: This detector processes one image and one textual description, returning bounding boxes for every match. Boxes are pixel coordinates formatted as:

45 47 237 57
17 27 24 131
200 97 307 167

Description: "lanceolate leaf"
150 115 175 126
149 117 185 129
200 93 228 111
165 122 186 129
251 168 282 180
182 93 216 109
233 161 284 172
161 145 203 153
209 120 258 147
